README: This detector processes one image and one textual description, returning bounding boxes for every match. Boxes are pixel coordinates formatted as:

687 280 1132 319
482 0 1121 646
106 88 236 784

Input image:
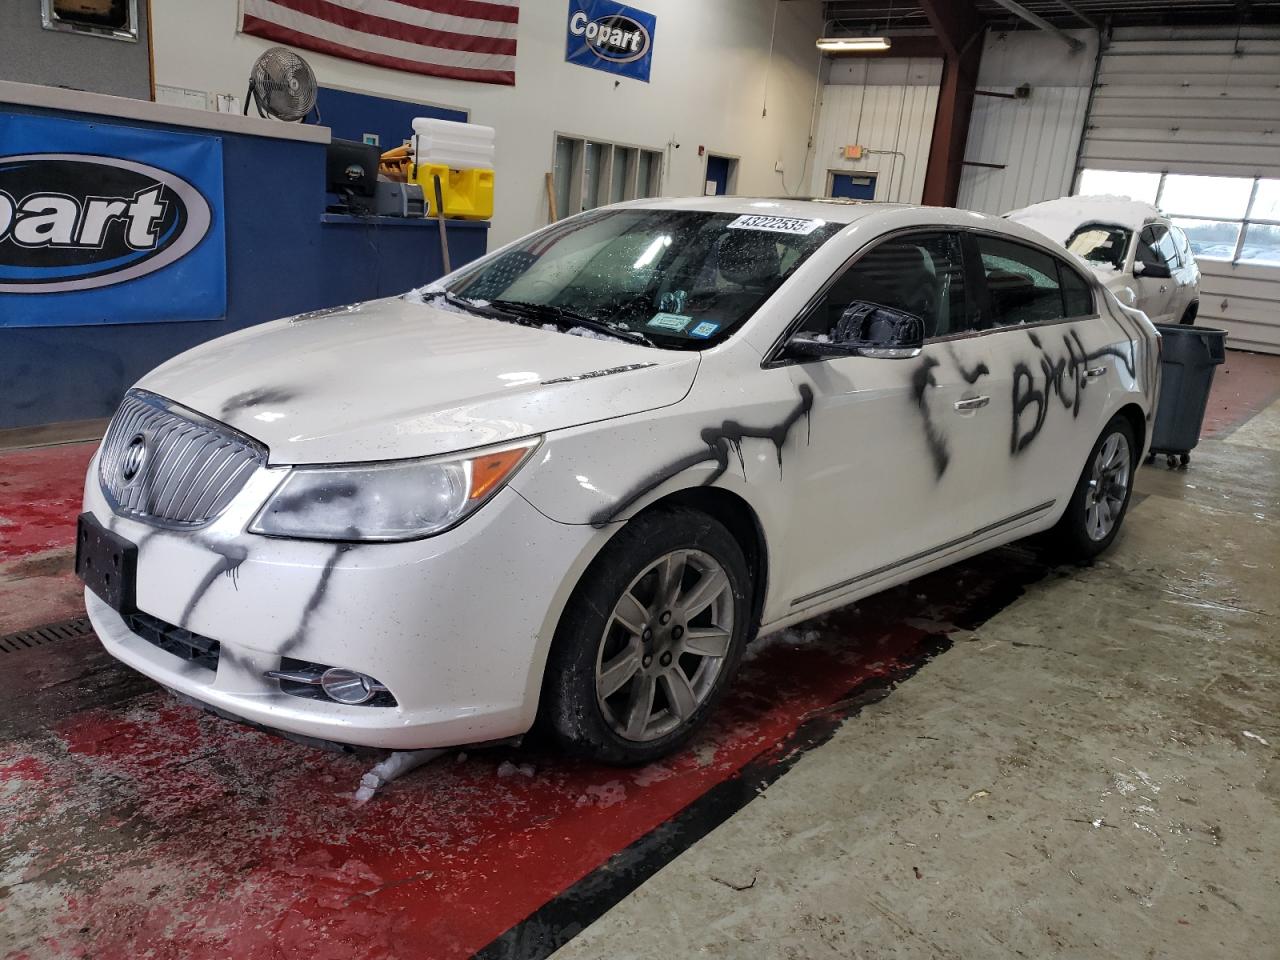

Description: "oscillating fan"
244 47 318 122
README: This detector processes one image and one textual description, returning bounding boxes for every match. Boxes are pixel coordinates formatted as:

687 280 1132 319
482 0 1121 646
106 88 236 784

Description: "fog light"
321 667 380 705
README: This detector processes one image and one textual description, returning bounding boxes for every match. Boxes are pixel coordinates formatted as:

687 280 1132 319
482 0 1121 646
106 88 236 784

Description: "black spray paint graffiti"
1011 330 1135 454
911 357 951 479
590 385 815 527
911 346 993 480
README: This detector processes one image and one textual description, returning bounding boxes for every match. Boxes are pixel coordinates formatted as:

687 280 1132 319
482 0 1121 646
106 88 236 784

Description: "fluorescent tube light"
816 37 892 52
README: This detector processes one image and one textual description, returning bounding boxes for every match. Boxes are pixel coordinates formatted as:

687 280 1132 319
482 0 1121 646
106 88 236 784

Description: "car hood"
137 297 699 465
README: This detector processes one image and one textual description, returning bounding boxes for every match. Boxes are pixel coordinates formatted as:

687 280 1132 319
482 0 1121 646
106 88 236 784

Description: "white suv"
1006 196 1201 325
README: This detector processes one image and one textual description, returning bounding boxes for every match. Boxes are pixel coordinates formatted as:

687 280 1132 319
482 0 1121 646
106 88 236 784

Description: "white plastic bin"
411 118 495 171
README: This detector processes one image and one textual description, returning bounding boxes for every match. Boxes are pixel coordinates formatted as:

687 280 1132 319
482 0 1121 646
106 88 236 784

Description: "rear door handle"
1084 366 1108 379
953 396 990 411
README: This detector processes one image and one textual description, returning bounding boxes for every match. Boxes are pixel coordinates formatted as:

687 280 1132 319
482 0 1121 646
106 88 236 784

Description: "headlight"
249 438 540 541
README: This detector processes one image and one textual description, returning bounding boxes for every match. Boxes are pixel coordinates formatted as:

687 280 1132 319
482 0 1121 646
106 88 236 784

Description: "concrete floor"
553 405 1280 960
1 351 1277 959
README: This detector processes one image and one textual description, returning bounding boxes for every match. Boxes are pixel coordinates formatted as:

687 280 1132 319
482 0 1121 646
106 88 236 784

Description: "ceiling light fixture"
815 36 891 52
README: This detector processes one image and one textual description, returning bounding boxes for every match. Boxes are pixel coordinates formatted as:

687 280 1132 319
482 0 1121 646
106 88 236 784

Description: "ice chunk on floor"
353 749 446 804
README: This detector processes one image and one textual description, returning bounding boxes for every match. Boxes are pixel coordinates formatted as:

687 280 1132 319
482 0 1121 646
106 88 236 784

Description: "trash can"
1148 324 1227 468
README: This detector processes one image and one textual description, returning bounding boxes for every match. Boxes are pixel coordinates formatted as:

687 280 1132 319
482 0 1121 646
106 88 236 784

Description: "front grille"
99 390 266 527
125 610 221 672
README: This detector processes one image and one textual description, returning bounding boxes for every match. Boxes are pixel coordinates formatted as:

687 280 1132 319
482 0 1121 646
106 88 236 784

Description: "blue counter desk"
0 81 488 430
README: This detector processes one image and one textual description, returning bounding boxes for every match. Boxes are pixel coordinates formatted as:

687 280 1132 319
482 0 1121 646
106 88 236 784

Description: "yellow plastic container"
413 162 494 220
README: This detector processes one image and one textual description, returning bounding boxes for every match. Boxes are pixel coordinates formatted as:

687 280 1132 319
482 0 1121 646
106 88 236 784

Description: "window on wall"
1076 169 1161 205
552 135 663 217
1075 169 1280 265
42 0 138 41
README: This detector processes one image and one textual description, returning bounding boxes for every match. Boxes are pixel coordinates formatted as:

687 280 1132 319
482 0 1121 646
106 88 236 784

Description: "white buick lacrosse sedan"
78 198 1160 764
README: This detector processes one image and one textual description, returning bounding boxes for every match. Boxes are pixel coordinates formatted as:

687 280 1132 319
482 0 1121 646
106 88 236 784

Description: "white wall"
149 1 824 245
809 57 941 202
957 28 1097 215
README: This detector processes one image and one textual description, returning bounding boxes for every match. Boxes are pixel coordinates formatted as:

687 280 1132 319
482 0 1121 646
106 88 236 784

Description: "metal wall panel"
1081 34 1280 178
956 28 1097 215
958 85 1092 213
809 58 942 203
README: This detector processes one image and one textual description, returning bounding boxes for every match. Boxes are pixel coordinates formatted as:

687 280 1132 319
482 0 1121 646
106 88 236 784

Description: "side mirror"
788 300 925 360
1135 260 1171 279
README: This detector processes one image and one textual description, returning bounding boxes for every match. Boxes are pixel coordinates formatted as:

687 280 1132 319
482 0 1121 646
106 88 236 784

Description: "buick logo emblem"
121 435 148 482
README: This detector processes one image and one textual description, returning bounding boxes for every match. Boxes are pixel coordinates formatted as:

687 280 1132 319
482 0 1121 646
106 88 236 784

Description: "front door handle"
1084 366 1108 379
1159 284 1168 293
954 396 990 411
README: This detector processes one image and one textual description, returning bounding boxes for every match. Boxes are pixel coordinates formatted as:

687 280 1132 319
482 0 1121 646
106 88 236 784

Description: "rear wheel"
541 508 751 765
1049 416 1136 561
1180 300 1199 325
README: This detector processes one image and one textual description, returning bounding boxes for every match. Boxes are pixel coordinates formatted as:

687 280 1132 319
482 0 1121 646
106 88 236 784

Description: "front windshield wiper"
415 288 499 318
487 299 657 347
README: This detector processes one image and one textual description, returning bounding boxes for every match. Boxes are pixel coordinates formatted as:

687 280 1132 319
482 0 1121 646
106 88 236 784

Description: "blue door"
830 172 876 200
705 155 733 195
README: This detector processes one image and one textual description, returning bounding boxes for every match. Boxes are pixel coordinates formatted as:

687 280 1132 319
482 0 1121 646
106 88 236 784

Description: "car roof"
607 195 1031 232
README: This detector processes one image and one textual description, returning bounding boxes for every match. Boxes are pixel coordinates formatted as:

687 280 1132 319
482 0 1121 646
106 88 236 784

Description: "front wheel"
1049 416 1136 561
541 507 752 765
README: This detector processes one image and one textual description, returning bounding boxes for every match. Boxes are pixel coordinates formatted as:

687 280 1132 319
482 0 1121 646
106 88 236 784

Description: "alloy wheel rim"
1084 432 1131 541
595 549 735 742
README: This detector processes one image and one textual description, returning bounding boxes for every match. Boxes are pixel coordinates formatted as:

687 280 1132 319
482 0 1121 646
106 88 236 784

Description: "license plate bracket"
75 512 138 614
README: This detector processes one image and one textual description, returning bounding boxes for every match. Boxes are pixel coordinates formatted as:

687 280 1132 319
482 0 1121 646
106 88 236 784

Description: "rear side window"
1060 264 1094 317
1171 226 1194 264
977 236 1064 327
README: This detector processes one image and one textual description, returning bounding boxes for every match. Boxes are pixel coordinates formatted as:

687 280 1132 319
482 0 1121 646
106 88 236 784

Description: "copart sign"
0 113 226 327
565 0 657 83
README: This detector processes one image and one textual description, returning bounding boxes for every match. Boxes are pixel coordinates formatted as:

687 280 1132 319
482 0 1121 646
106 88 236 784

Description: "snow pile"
566 326 620 341
352 748 447 804
1005 195 1160 245
403 282 445 304
743 625 825 662
496 760 536 778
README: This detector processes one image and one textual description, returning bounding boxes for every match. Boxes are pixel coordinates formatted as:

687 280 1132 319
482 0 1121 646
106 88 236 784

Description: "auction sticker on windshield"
647 312 692 331
726 215 823 235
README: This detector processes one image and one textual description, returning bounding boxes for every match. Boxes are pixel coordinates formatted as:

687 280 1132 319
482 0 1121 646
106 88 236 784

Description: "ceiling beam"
1050 0 1101 30
917 0 983 58
986 0 1086 51
919 0 984 206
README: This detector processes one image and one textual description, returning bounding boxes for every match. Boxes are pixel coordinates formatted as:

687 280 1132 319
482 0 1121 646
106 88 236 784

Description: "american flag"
240 0 519 86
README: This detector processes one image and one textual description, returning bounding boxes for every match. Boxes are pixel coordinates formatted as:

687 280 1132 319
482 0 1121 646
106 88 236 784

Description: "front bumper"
82 456 604 750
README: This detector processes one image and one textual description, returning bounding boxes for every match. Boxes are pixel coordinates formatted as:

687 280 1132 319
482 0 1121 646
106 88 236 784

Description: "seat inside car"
819 242 941 338
709 230 784 316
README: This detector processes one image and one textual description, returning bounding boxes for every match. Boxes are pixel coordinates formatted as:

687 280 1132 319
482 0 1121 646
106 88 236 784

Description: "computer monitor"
326 138 379 199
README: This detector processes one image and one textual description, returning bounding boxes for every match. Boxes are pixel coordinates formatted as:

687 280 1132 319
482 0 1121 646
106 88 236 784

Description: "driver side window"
1138 225 1178 271
812 232 967 340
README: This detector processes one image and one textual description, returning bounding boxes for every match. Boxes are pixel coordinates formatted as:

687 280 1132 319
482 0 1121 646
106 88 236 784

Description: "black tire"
1048 415 1137 562
1180 301 1199 325
541 507 753 765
